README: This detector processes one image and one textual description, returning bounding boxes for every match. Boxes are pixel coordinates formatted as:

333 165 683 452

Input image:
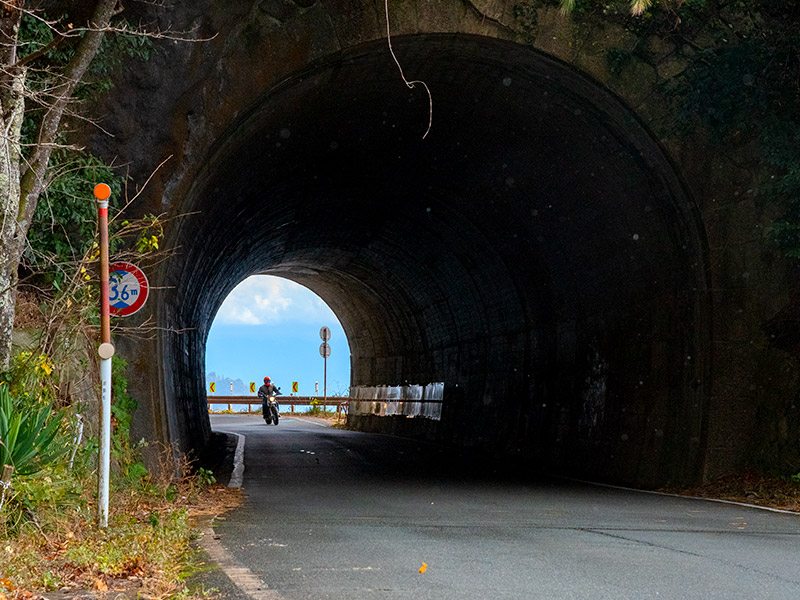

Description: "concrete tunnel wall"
155 35 710 487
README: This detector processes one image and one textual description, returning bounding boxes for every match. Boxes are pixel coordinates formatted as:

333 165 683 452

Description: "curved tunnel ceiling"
162 34 709 485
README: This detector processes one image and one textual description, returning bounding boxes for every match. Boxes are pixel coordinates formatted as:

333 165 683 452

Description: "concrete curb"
214 430 245 488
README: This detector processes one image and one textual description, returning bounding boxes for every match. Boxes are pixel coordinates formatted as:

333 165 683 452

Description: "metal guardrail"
207 396 349 413
207 396 445 417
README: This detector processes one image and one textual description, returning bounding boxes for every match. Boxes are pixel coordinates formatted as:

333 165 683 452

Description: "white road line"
197 521 287 600
564 476 800 515
294 417 331 427
199 431 287 600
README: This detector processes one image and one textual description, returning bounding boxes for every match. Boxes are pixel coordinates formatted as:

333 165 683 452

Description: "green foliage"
133 214 164 253
11 464 85 516
661 5 800 257
4 350 55 392
18 13 153 99
306 399 335 417
64 507 192 577
668 37 799 142
605 47 632 76
124 461 149 483
80 30 153 97
18 11 153 288
512 2 540 41
17 14 75 73
557 0 800 259
0 383 67 477
110 355 141 479
559 0 705 17
196 467 216 488
24 151 125 286
165 484 179 502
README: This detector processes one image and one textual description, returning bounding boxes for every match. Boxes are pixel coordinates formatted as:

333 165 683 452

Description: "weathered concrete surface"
87 0 799 486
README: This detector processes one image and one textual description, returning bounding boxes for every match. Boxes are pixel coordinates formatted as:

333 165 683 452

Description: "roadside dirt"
664 471 800 512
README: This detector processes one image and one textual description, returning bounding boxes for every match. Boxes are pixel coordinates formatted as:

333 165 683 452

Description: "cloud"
214 276 335 325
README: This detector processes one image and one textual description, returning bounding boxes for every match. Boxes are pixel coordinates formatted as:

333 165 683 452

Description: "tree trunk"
0 79 26 366
0 2 24 370
0 0 118 369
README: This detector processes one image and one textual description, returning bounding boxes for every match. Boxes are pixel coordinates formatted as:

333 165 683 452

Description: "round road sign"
108 262 149 317
319 342 331 358
320 326 331 341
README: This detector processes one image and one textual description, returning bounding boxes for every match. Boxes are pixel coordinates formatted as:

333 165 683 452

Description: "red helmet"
264 376 271 383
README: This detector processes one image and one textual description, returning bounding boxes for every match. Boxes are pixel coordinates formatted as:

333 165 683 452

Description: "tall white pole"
95 183 114 528
98 351 112 527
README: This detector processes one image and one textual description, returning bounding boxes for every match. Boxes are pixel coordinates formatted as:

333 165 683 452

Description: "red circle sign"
108 262 149 317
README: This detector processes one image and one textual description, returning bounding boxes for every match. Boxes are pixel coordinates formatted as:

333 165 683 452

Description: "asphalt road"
210 415 800 600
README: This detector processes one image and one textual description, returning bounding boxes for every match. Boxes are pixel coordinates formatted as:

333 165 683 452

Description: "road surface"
209 415 800 600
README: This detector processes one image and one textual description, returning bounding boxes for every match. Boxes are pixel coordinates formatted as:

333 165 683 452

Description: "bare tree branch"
12 31 64 69
17 0 117 234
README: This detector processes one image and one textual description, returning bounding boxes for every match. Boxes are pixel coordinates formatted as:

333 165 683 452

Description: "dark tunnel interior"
158 34 711 486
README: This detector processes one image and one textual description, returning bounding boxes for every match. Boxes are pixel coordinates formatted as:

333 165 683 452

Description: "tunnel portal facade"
98 2 798 487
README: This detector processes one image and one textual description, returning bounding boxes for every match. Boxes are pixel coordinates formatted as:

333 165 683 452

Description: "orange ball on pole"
93 183 111 201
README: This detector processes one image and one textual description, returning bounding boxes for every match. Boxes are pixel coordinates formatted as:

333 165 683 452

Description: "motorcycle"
263 395 280 425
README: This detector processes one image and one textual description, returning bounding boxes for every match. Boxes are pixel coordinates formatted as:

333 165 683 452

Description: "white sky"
214 275 334 325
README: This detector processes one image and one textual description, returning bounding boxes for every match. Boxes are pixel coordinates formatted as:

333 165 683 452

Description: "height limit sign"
108 262 149 317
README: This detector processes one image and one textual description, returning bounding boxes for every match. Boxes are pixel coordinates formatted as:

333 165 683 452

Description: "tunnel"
155 34 710 487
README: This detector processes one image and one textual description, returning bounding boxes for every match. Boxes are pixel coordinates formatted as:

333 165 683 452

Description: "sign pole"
94 183 114 528
319 327 331 403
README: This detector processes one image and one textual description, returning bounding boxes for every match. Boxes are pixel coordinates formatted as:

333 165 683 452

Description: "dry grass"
13 291 46 330
0 476 242 600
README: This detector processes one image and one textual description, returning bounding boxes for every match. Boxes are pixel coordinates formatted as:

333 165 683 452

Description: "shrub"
0 383 67 477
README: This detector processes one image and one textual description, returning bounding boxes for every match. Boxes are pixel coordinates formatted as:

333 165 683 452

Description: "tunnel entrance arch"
204 274 352 404
157 34 710 486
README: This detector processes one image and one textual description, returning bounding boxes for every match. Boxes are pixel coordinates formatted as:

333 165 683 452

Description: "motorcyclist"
258 376 281 422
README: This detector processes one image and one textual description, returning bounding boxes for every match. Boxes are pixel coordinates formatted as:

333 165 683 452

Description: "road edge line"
196 515 287 600
564 476 799 515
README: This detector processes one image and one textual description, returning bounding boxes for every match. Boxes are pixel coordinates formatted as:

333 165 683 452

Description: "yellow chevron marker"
210 382 216 393
250 382 256 393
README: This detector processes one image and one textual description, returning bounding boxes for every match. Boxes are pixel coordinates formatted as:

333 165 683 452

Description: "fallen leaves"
92 578 108 591
418 562 428 574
